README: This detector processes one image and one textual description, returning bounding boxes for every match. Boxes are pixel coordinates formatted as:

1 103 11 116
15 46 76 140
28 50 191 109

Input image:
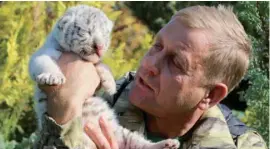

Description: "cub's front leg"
29 48 65 85
95 63 116 95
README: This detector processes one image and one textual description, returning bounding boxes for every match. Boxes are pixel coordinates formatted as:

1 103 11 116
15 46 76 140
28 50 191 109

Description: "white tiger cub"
29 5 180 149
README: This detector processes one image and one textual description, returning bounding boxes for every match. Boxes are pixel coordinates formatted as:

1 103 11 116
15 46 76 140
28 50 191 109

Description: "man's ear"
198 83 228 110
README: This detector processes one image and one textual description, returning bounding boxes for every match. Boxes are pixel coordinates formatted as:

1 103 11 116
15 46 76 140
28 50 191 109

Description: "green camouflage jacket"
34 72 267 149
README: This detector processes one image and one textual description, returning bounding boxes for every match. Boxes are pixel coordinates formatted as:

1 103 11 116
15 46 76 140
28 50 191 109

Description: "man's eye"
173 59 180 67
153 43 163 51
172 57 184 71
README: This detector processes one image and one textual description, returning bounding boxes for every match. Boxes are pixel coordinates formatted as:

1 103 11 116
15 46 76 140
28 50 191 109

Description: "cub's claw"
162 139 180 149
36 73 65 85
149 139 180 149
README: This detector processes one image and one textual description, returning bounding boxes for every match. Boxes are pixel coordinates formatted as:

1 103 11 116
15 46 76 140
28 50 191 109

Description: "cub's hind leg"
116 126 180 149
95 63 116 95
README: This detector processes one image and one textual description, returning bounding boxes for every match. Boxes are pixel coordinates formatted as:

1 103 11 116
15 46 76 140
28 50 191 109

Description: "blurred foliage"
0 133 37 149
0 1 268 148
0 2 43 142
127 1 269 145
103 2 153 79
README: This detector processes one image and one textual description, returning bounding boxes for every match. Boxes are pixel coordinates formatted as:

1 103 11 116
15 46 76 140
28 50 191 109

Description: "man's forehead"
156 19 209 73
157 19 210 53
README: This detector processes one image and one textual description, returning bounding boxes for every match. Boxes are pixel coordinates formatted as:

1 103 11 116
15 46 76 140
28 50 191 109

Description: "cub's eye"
93 43 97 50
80 49 87 56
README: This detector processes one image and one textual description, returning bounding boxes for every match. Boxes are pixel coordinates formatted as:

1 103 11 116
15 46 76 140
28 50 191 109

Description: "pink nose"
96 45 104 57
97 45 103 51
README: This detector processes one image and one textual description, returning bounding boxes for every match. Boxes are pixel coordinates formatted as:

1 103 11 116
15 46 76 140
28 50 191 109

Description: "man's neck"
146 109 204 138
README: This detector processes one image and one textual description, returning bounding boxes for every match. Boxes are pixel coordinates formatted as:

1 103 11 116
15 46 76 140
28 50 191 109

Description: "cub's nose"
95 44 104 57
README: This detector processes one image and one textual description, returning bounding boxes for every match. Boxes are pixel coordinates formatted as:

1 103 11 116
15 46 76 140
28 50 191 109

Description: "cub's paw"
162 139 180 149
36 73 66 85
101 76 116 95
95 64 116 95
151 139 180 149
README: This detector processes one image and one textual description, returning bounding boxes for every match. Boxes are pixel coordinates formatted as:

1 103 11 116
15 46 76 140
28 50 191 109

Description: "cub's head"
54 5 113 63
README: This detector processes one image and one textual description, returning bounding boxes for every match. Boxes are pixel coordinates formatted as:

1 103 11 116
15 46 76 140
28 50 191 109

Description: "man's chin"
129 93 165 117
129 87 140 105
129 85 154 108
129 87 144 106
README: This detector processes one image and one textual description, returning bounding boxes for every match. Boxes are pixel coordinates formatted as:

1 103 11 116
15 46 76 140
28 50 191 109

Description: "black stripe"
111 72 135 107
38 98 47 102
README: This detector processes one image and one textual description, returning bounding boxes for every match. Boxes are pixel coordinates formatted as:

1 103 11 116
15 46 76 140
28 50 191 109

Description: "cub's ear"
57 12 74 32
56 5 80 32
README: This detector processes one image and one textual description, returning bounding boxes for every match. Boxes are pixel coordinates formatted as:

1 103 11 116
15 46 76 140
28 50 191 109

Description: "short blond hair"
172 5 251 92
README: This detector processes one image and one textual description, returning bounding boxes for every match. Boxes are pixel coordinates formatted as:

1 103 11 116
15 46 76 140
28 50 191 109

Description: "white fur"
28 5 116 129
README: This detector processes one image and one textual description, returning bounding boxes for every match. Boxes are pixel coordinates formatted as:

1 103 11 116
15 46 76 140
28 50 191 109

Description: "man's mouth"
139 77 153 91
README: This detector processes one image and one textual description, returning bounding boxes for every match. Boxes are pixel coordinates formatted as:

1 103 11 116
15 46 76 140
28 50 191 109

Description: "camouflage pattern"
34 114 84 149
34 72 267 149
110 72 268 149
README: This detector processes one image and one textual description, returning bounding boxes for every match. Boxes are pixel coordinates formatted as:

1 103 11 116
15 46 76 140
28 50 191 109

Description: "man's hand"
84 116 119 149
40 52 101 124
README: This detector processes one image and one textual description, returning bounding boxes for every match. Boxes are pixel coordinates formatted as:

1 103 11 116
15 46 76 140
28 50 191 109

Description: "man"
35 5 267 149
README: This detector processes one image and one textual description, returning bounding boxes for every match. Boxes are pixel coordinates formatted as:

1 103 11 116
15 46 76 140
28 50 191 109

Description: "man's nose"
142 54 161 76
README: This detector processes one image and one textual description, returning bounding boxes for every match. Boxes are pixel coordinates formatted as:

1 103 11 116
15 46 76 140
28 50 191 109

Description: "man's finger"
99 116 119 149
38 84 60 95
84 122 111 149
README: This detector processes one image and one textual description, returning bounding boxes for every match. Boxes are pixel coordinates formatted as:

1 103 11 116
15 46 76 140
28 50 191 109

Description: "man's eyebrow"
175 41 191 51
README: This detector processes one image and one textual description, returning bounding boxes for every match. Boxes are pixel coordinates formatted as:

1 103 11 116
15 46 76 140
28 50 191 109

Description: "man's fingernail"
84 125 89 132
84 122 93 131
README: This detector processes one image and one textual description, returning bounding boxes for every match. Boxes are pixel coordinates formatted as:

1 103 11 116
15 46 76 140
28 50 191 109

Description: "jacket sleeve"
34 113 84 149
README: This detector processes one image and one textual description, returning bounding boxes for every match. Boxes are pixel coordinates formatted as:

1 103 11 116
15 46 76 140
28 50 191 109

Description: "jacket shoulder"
237 130 267 149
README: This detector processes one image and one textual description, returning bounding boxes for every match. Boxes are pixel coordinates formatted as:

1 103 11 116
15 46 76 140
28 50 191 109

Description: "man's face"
129 19 210 117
